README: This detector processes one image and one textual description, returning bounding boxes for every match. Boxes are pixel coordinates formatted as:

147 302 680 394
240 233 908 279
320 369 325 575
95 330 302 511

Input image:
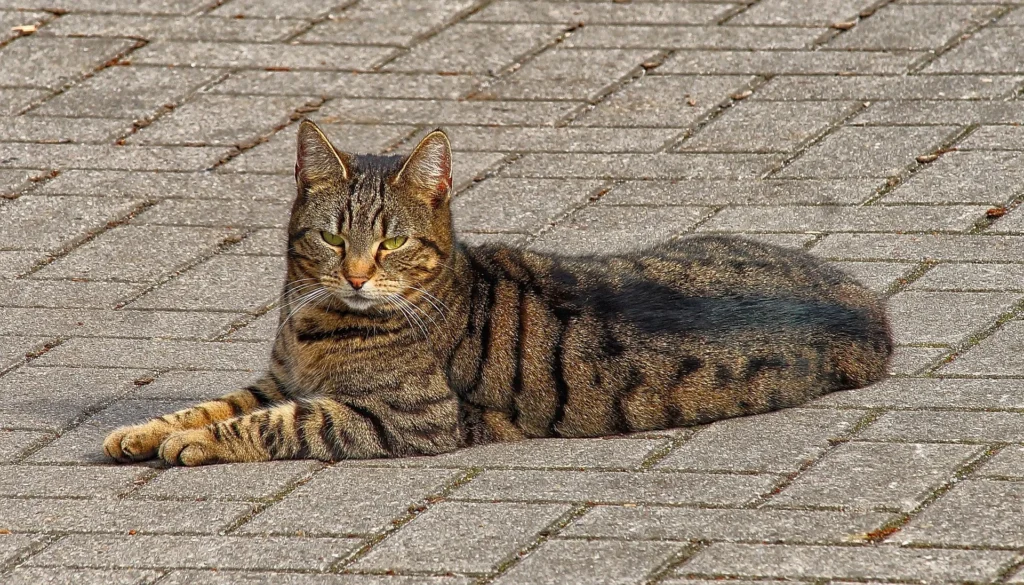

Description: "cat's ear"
393 129 452 208
295 119 350 187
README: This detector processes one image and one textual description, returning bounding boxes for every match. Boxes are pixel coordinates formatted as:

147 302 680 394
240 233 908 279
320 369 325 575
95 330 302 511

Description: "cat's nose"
346 276 369 290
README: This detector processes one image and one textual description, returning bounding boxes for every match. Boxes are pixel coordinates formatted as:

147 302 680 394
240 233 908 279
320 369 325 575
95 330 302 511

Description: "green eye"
381 236 408 251
321 231 344 246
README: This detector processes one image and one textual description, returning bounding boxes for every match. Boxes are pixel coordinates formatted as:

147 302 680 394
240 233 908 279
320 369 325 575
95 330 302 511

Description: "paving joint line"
277 0 360 42
110 69 234 145
219 461 330 535
0 10 61 52
0 534 63 579
372 0 498 71
930 296 1024 374
476 503 591 585
661 74 772 152
202 96 327 170
715 0 763 26
643 541 708 585
808 0 895 49
761 100 870 180
521 180 617 247
907 5 1016 75
550 49 671 128
0 336 67 379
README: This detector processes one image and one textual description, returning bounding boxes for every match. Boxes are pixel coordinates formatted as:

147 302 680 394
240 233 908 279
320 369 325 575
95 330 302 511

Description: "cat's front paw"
104 422 172 462
158 428 222 466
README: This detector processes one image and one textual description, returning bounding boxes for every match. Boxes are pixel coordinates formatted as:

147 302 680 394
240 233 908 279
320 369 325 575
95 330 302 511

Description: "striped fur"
104 121 892 466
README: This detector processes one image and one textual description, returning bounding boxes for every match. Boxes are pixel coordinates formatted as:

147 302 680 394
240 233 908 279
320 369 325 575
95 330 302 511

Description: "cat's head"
287 119 455 312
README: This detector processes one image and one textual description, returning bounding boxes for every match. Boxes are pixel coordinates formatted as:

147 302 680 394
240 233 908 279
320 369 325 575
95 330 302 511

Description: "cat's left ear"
393 129 452 209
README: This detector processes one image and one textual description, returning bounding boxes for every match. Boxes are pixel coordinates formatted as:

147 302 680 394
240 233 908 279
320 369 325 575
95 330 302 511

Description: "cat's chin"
340 296 378 312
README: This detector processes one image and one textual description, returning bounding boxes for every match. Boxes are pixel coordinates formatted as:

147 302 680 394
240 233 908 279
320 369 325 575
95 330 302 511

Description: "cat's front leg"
103 375 286 462
158 375 463 466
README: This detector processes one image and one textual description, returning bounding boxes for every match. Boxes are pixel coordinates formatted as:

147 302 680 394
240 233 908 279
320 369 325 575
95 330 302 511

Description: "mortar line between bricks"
715 0 763 26
0 534 63 579
277 0 359 42
643 542 707 585
110 69 235 145
660 75 771 152
372 0 498 71
219 461 330 535
0 11 61 52
906 5 1016 75
18 38 149 117
327 468 483 573
206 96 327 170
929 296 1024 375
808 0 895 50
475 503 592 585
760 100 870 180
0 336 66 379
861 125 978 207
520 180 617 247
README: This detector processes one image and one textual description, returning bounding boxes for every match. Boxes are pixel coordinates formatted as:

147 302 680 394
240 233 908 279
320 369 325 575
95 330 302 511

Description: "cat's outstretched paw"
104 423 172 462
158 428 222 466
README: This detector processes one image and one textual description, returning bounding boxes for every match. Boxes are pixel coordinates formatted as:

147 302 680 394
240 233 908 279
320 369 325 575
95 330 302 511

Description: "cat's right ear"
295 119 350 188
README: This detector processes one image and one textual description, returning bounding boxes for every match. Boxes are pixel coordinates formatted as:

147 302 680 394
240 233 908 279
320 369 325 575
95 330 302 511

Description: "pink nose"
346 276 369 290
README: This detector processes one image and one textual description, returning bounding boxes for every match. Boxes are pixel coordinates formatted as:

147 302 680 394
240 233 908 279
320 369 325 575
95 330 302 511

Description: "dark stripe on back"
348 404 394 454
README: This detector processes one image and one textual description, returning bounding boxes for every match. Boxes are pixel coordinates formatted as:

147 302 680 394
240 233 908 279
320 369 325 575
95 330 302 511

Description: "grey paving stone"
457 231 530 248
0 36 135 90
225 311 278 342
316 98 576 127
130 94 316 147
910 262 1024 291
132 198 290 229
0 250 42 278
298 0 477 47
238 467 460 536
0 280 140 309
979 445 1024 478
814 233 1024 262
700 205 986 234
531 205 711 254
767 442 981 511
854 100 1024 126
887 345 950 375
219 123 415 174
352 501 572 573
828 4 997 50
493 539 681 585
452 469 776 506
0 88 48 116
483 47 656 101
0 195 140 252
0 464 144 497
128 255 283 312
0 0 215 14
565 506 893 543
658 49 920 75
41 13 306 42
941 321 1024 376
896 479 1024 547
0 143 232 172
960 125 1024 150
0 533 39 566
0 115 131 143
887 291 1021 344
30 66 221 119
777 126 959 179
0 10 48 44
446 126 678 153
0 168 44 197
678 543 1015 581
829 261 915 293
132 41 395 70
599 179 880 206
130 369 257 400
656 409 863 473
135 461 319 501
0 429 51 463
28 535 360 571
505 153 781 180
354 437 667 471
209 71 480 101
0 335 50 371
35 225 238 282
754 74 1021 101
36 170 293 201
0 497 253 534
927 26 1024 73
679 101 855 153
158 572 474 585
0 567 162 585
730 0 875 25
209 0 336 19
574 75 755 128
883 150 1024 204
0 366 146 431
384 23 564 74
0 307 233 340
991 207 1024 234
563 25 822 50
470 1 730 25
227 228 286 256
452 152 508 192
452 178 603 233
34 338 266 371
860 410 1024 443
814 377 1024 410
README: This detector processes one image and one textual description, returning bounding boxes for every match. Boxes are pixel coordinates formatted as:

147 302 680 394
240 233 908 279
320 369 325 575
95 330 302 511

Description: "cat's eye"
381 236 408 251
321 231 344 247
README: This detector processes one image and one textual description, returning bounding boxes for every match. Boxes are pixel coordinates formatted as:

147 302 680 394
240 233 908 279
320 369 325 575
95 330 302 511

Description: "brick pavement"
1 0 1023 582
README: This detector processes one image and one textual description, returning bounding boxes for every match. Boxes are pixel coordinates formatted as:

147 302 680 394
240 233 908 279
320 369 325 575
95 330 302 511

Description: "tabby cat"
104 120 892 466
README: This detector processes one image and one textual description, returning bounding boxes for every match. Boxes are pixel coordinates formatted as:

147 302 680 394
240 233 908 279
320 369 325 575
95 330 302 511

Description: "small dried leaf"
831 20 857 30
12 24 37 33
641 60 660 70
127 529 137 535
685 97 697 107
916 153 940 164
730 90 753 101
986 207 1007 219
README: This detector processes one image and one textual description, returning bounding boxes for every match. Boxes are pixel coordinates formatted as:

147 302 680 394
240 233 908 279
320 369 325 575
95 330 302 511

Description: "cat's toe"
104 425 164 462
159 429 220 467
